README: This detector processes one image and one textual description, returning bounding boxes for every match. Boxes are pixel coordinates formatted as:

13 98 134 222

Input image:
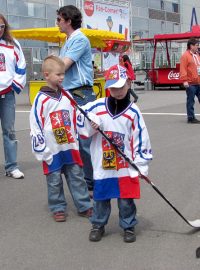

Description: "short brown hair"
42 55 65 73
187 38 199 50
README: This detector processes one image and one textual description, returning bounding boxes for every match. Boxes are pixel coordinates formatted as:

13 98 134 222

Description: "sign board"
148 66 183 86
82 0 130 40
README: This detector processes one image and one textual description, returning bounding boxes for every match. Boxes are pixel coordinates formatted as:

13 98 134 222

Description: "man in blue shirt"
57 5 95 193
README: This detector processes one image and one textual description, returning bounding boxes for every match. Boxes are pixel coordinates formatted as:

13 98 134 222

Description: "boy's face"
109 81 129 100
44 64 65 90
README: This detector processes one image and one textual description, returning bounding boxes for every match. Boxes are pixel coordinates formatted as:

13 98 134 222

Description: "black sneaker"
124 228 136 243
89 226 105 242
187 118 200 124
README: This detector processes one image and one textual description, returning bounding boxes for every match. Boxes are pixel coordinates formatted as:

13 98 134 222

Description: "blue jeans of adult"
186 85 200 120
79 137 93 190
90 198 138 229
46 164 92 214
0 91 18 172
70 88 96 190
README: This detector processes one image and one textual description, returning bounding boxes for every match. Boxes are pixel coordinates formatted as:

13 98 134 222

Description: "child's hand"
90 121 99 130
87 112 101 129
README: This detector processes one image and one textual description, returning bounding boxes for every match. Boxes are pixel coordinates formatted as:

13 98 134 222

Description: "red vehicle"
133 25 200 89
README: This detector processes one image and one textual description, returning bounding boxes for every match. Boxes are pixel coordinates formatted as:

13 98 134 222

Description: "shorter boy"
30 55 92 222
77 65 152 242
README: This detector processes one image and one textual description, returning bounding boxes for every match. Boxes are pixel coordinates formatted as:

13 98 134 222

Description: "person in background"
121 54 138 103
0 14 26 179
57 5 95 194
180 38 200 124
30 56 92 222
77 64 152 242
92 60 99 79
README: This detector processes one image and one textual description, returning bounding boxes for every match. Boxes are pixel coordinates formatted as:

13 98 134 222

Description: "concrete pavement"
0 89 200 270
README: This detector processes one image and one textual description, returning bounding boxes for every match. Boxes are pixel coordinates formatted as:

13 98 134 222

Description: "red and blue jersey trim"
93 176 140 200
43 149 83 175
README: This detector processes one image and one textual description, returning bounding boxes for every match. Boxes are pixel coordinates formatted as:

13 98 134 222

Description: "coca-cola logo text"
84 1 94 16
168 70 180 80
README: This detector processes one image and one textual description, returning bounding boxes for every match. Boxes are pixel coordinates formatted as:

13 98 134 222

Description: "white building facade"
1 0 200 78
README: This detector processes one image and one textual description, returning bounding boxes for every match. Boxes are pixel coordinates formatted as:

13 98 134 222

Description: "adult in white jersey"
0 14 26 179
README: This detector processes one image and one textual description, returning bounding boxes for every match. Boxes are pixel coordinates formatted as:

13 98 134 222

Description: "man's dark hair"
187 38 199 50
57 5 82 30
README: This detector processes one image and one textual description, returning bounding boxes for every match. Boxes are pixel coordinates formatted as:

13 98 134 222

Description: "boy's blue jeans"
0 91 18 172
90 198 138 229
46 164 91 213
186 85 200 120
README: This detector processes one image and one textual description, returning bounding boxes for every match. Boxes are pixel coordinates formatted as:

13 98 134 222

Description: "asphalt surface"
0 89 200 270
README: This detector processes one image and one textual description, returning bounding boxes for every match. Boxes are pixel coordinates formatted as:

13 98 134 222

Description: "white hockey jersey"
77 97 152 200
30 87 82 175
0 38 26 94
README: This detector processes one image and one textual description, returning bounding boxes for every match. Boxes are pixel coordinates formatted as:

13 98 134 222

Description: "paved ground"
0 89 200 270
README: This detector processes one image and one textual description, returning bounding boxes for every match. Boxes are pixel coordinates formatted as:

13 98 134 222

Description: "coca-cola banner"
82 0 130 40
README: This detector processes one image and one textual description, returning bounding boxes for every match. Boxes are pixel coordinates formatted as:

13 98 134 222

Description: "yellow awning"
11 27 125 48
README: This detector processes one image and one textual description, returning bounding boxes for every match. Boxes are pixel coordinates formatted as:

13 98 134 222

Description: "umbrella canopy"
11 27 125 48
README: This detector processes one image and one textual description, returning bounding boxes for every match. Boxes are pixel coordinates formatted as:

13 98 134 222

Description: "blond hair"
42 55 65 73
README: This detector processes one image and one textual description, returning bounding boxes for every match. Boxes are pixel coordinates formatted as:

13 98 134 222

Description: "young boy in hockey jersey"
77 64 152 242
30 55 92 222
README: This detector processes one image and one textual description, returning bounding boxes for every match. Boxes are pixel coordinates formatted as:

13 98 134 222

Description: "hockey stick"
63 89 200 228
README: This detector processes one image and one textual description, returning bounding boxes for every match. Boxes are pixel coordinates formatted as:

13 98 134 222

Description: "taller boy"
30 56 92 222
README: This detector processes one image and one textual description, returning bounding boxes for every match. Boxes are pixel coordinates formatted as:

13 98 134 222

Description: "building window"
0 0 7 12
149 0 164 10
7 0 45 18
172 3 179 13
132 0 148 7
8 15 46 29
173 23 180 33
161 0 164 10
28 3 34 17
161 21 165 32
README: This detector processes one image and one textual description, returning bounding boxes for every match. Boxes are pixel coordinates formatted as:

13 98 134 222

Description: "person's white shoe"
5 169 24 179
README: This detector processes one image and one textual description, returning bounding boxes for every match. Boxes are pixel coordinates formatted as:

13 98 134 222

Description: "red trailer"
133 25 200 89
